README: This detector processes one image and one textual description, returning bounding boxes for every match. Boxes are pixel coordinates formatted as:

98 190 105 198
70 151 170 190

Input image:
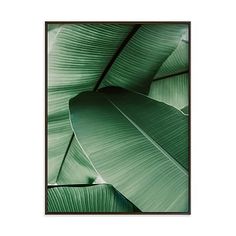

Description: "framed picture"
45 21 191 214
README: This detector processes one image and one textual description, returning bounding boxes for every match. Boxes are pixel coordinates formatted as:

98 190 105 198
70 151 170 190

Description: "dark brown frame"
45 21 191 215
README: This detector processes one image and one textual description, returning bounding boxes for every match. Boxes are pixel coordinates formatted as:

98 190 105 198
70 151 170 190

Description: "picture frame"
45 21 191 215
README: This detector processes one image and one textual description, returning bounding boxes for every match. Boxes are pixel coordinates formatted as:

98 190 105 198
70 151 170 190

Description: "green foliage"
48 184 140 213
149 73 189 110
69 87 189 212
47 23 190 213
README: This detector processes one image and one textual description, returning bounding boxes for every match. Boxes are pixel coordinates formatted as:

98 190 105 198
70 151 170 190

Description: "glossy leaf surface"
48 184 140 213
100 24 188 94
149 73 189 110
48 24 133 183
48 23 189 184
69 87 189 212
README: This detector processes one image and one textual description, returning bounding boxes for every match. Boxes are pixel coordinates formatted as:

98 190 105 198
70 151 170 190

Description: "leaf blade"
48 24 133 183
100 24 188 94
56 136 98 184
149 73 189 110
69 87 189 212
155 40 189 79
47 184 140 213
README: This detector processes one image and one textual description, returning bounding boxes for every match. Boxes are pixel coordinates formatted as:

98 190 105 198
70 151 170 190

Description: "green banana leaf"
154 40 189 79
56 137 98 184
100 24 187 94
47 23 190 213
47 184 140 213
48 24 133 183
48 23 189 185
148 73 189 110
69 87 189 212
147 29 189 110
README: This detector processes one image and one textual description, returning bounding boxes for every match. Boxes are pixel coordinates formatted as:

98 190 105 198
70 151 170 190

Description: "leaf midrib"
100 92 188 176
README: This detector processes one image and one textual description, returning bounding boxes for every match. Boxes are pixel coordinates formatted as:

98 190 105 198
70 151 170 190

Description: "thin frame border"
45 21 191 215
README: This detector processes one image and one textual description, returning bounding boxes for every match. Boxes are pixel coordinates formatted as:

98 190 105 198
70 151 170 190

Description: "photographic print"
46 22 190 214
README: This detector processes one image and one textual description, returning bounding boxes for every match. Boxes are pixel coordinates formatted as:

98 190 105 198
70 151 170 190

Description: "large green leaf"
47 184 140 213
48 23 188 185
100 24 188 94
154 40 189 79
148 73 189 110
147 29 189 111
48 24 133 183
47 23 190 213
69 87 189 212
99 86 189 169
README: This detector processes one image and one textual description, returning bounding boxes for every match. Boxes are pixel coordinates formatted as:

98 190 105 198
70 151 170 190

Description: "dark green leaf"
47 184 140 213
69 87 189 212
181 106 189 115
100 24 188 94
155 40 189 79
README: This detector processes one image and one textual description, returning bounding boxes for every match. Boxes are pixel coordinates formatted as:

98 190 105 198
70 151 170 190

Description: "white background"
0 0 236 235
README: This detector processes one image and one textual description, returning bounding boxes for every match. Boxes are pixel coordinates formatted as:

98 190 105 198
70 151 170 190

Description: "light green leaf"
47 23 62 31
69 87 189 212
48 23 189 202
48 25 63 53
148 73 189 110
48 24 133 183
182 29 189 42
100 24 188 94
155 40 189 79
56 137 98 184
47 184 140 213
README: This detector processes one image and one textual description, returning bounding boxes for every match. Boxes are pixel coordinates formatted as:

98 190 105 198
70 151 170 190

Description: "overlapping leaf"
149 73 189 110
56 137 98 184
48 24 133 183
181 105 189 115
154 40 189 79
48 184 140 213
48 23 189 185
100 24 187 94
47 23 190 213
69 87 189 212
